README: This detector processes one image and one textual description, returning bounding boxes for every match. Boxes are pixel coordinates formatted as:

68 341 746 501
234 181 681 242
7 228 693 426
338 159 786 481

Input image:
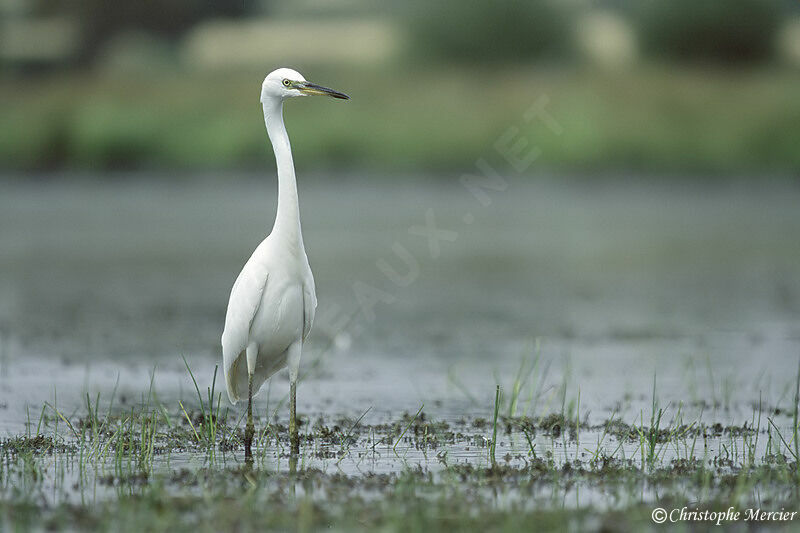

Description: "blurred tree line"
9 0 799 68
3 0 799 173
636 0 786 64
35 0 258 64
407 0 793 65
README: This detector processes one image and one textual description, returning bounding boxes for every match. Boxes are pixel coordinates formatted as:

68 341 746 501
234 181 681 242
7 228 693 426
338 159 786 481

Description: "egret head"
261 68 349 103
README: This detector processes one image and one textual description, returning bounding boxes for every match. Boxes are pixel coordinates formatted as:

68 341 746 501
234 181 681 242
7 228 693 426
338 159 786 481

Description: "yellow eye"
282 79 291 87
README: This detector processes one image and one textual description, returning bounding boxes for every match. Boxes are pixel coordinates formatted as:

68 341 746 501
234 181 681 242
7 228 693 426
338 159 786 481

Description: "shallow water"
1 174 799 436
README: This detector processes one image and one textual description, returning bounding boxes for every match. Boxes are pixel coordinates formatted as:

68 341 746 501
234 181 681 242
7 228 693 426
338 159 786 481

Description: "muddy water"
0 175 799 436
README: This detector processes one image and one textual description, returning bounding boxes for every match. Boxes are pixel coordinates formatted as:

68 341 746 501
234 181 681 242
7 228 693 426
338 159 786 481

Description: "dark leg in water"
289 379 299 455
245 374 254 460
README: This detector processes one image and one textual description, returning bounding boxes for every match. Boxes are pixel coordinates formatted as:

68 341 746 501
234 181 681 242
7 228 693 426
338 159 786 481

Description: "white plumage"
220 67 347 456
222 235 315 404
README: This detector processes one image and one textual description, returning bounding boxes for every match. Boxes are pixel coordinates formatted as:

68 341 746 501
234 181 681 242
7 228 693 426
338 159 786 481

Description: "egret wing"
222 263 269 402
302 279 317 340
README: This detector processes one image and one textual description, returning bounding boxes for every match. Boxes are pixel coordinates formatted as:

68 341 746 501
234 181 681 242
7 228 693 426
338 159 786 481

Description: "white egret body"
221 68 349 456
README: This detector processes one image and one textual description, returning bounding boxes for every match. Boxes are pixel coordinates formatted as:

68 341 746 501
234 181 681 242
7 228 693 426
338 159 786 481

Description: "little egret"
222 68 349 457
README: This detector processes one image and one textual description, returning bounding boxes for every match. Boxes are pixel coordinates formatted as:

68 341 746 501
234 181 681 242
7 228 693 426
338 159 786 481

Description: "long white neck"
263 98 302 245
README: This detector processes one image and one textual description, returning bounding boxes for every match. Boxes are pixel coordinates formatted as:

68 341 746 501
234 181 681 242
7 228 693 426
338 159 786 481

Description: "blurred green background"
2 0 800 174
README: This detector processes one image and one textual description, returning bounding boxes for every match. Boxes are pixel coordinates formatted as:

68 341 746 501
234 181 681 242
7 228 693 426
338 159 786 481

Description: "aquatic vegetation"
2 361 800 531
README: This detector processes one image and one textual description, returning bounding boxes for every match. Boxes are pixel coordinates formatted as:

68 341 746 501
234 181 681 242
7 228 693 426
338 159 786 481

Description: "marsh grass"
3 361 800 531
179 357 226 461
336 406 371 464
393 404 424 456
490 385 500 464
765 360 800 476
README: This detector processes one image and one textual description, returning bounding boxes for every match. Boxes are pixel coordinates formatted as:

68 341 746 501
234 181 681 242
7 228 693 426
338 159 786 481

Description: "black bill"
297 82 350 100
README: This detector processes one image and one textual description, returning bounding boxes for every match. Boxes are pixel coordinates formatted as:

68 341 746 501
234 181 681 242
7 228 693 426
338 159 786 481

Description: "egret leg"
244 342 258 460
286 341 302 456
289 378 299 455
245 374 254 460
